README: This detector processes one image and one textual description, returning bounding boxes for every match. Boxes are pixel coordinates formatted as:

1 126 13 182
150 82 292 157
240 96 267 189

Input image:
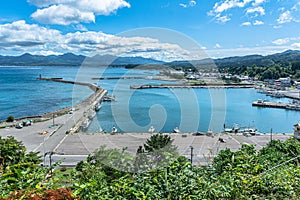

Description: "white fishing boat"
88 111 96 119
173 127 180 133
81 118 90 131
148 126 155 133
95 103 101 111
224 124 239 133
112 126 118 133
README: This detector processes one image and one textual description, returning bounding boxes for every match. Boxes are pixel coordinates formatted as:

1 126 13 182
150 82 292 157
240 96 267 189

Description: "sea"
0 66 299 134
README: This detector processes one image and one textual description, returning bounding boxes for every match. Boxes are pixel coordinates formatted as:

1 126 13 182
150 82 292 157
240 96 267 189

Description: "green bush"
6 116 14 122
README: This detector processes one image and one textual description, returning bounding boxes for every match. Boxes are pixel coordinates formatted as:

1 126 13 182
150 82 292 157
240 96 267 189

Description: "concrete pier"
252 100 300 110
39 77 108 133
130 83 254 89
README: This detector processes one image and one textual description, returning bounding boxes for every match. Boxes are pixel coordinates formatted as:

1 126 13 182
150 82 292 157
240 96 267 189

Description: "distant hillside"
0 50 300 68
0 53 86 66
166 50 300 69
0 53 164 66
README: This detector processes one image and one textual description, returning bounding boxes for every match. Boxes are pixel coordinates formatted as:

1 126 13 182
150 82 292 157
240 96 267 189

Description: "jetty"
130 83 254 89
252 100 300 110
39 76 108 133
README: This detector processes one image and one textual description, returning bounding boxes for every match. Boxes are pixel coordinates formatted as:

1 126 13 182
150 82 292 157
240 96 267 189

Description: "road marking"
53 134 68 152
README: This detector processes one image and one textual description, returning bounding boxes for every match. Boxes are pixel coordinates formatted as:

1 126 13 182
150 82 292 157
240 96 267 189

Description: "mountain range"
0 50 300 68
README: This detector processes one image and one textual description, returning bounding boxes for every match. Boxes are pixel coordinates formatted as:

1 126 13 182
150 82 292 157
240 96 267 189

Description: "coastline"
0 77 107 129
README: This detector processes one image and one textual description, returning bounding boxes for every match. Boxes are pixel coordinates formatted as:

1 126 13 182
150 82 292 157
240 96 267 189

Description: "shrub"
6 116 14 122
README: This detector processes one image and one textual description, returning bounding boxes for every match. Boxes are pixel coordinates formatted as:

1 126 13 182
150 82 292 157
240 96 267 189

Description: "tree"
6 116 14 123
0 136 41 169
135 133 178 172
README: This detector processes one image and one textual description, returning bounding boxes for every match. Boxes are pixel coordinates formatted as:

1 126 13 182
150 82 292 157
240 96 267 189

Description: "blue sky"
0 0 300 61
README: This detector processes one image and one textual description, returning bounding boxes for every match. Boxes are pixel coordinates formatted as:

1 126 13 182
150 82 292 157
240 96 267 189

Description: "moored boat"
95 103 101 111
173 127 180 133
148 126 155 133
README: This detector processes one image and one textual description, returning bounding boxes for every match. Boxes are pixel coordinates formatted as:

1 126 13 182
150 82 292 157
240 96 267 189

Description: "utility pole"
270 128 273 141
190 146 194 165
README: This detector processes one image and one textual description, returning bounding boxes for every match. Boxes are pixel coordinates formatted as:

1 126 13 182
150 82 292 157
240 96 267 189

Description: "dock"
252 100 300 111
53 133 291 166
130 83 254 89
39 77 108 133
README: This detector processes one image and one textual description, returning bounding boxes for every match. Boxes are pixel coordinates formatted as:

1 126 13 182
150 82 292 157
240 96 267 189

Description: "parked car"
15 123 23 129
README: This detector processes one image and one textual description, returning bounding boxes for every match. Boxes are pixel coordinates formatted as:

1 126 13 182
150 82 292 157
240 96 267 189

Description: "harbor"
0 75 298 167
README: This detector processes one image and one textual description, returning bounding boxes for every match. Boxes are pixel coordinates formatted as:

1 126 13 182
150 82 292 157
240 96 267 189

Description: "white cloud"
277 10 293 24
215 43 222 48
74 24 88 31
272 38 290 45
32 50 64 56
292 43 300 48
179 3 187 8
272 36 300 46
252 0 266 6
246 6 265 15
31 5 95 25
211 0 252 14
215 14 231 23
0 20 206 61
292 2 300 11
179 0 196 8
253 20 264 25
208 0 265 23
0 20 61 46
29 0 130 25
189 0 196 7
27 0 75 7
241 21 251 26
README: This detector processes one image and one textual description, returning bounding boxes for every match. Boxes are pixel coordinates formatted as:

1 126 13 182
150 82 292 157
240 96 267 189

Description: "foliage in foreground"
1 135 300 199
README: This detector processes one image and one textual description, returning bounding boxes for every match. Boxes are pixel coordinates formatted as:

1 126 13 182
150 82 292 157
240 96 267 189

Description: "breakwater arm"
130 83 254 89
39 77 107 133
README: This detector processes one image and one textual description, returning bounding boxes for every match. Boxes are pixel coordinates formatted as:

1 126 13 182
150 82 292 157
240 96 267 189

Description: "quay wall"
130 83 254 89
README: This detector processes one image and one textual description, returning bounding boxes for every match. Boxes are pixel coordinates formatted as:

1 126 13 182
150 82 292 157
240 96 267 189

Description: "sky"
0 0 300 61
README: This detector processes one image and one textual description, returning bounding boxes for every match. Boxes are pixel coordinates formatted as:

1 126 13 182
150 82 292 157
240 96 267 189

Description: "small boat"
81 118 91 131
112 126 118 133
95 103 101 111
148 126 155 133
239 127 258 136
173 127 180 133
88 111 96 119
286 104 300 111
103 95 116 102
224 124 239 133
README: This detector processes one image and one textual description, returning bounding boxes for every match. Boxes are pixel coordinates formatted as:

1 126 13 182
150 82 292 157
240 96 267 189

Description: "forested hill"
215 50 300 68
0 50 300 68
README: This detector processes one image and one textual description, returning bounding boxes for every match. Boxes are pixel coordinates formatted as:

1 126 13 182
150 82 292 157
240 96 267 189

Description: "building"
275 77 291 87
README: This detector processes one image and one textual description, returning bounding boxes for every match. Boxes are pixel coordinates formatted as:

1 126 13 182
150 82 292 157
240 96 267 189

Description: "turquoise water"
0 66 298 133
0 66 91 119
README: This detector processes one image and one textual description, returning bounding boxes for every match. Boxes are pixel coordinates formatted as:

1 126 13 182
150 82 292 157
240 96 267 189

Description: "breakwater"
252 100 300 111
39 77 107 133
130 83 254 89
